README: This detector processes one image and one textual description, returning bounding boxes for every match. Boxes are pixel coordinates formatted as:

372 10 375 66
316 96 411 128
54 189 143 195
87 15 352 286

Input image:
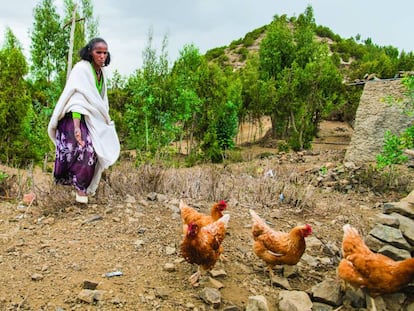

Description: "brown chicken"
179 199 227 234
249 209 312 283
338 224 414 301
181 213 230 286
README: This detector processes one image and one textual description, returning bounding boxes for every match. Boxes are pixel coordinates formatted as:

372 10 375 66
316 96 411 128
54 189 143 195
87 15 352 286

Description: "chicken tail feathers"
218 214 230 228
179 199 187 210
249 209 270 237
343 224 359 238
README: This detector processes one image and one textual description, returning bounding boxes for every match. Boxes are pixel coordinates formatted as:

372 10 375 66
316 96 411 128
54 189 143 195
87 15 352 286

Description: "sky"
1 0 413 77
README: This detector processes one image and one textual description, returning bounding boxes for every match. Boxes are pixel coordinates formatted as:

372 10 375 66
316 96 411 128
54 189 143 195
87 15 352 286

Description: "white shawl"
48 60 120 194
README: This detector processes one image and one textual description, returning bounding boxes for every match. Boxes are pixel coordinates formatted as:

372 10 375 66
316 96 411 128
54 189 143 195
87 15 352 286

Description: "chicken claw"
188 268 201 286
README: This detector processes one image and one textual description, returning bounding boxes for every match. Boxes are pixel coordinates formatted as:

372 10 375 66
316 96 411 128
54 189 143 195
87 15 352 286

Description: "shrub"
376 129 413 169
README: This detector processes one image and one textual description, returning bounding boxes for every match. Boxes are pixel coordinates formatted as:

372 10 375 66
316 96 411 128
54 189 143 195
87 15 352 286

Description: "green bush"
376 129 412 169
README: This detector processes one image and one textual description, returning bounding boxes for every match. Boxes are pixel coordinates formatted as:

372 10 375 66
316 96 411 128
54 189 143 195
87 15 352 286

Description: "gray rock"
278 290 312 311
390 212 414 245
311 302 333 311
365 234 387 252
343 287 366 308
246 295 269 311
375 213 400 228
301 253 320 267
382 293 409 311
378 244 412 260
369 224 411 251
78 289 95 304
383 201 414 219
165 246 176 255
306 236 323 250
209 269 227 278
311 278 342 306
208 277 224 289
154 287 170 299
270 274 291 290
31 273 44 281
401 190 414 204
82 279 99 290
163 263 176 272
199 287 221 308
157 193 168 202
147 192 157 201
345 79 413 163
124 194 136 203
77 289 105 304
283 265 299 278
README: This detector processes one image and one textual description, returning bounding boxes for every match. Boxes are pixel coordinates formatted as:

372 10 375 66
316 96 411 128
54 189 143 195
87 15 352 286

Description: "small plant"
0 171 8 182
277 141 289 153
319 166 328 175
376 129 412 169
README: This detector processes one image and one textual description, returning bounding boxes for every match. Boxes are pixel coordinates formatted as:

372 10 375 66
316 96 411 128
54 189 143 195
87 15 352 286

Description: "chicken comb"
218 200 227 208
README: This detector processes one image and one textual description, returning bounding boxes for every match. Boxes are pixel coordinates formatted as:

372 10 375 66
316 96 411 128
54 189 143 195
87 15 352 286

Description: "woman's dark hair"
79 37 111 66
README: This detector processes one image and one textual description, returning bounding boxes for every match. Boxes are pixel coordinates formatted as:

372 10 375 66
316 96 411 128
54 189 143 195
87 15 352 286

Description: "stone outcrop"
345 79 413 163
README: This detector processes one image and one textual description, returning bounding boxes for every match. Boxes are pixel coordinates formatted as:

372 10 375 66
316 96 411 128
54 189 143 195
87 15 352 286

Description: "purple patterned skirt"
53 113 97 193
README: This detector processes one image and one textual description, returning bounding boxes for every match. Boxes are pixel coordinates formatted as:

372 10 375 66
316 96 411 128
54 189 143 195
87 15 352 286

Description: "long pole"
66 3 78 81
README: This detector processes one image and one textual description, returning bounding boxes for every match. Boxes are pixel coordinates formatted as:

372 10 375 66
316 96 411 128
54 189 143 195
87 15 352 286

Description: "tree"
259 14 295 80
258 14 295 139
257 6 344 149
170 44 205 154
30 0 66 83
0 29 36 165
63 0 99 69
125 28 174 153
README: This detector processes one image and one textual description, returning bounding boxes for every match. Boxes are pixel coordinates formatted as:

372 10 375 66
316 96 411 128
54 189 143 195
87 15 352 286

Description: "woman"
48 38 120 204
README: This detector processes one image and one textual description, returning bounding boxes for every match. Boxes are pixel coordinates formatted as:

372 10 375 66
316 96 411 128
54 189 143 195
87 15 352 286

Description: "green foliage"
0 171 8 182
125 30 177 153
277 141 289 153
30 0 67 82
402 75 414 116
205 46 226 61
216 101 239 150
0 29 39 165
3 3 414 168
376 130 410 169
259 15 295 79
258 7 343 149
242 25 267 47
108 72 129 145
229 39 243 48
236 47 249 61
315 25 341 42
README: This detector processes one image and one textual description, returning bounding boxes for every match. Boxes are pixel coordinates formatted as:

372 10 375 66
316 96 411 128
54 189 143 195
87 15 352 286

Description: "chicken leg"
367 294 377 311
188 266 202 286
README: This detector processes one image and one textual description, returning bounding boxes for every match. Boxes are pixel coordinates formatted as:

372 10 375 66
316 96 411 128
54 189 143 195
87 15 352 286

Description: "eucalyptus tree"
170 44 205 154
239 55 271 127
63 0 99 69
125 29 174 153
258 14 295 139
30 0 66 83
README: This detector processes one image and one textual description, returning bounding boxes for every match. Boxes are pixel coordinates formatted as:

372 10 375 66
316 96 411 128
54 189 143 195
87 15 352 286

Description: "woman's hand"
74 127 85 147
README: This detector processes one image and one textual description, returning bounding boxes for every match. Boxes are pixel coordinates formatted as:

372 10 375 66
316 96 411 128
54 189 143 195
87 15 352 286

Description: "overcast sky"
1 0 413 77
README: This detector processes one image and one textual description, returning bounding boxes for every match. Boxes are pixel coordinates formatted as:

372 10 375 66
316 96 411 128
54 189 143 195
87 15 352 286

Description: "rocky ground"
0 122 413 311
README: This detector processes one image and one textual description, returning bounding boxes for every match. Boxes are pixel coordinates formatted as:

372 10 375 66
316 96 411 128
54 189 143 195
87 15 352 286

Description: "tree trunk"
66 4 77 81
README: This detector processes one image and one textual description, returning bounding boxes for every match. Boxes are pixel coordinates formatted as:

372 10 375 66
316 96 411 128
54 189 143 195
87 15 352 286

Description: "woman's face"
91 42 108 67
